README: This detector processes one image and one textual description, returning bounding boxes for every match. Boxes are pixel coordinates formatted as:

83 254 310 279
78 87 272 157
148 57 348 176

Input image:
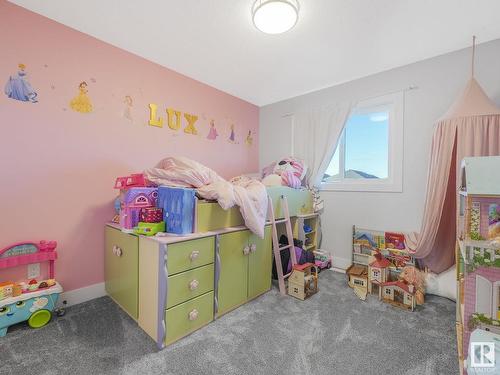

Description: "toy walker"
0 241 63 337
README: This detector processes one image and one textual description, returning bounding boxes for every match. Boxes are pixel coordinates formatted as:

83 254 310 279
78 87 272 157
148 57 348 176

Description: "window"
354 279 364 286
385 288 392 295
321 92 403 192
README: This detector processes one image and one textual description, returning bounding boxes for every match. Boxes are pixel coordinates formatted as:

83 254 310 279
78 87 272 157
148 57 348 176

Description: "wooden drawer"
165 291 214 345
104 226 139 319
167 236 214 275
166 264 214 308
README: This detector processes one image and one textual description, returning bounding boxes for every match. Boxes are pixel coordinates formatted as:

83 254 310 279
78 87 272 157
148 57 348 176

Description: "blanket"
144 157 268 238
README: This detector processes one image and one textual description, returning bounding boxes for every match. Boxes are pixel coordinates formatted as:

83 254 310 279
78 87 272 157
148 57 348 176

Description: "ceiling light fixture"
252 0 299 34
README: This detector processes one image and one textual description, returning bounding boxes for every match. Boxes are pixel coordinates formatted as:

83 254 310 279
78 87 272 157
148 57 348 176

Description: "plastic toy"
288 263 318 300
158 187 195 235
313 250 332 271
119 187 158 232
140 207 163 223
0 241 62 337
114 173 151 189
133 222 166 236
0 282 14 300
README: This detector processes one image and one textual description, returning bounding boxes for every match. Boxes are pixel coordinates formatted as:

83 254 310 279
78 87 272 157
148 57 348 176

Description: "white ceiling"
9 0 500 106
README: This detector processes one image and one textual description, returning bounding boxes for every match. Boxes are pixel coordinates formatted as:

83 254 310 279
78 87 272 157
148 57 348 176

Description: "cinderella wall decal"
4 63 38 103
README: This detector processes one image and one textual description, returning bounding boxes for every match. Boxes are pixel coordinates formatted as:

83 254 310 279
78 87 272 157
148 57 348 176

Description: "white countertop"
106 222 261 245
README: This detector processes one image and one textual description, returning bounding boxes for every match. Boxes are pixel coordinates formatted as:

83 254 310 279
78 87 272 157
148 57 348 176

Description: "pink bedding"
144 157 267 238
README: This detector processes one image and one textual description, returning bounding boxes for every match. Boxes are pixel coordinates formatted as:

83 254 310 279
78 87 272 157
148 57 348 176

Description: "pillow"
425 265 456 301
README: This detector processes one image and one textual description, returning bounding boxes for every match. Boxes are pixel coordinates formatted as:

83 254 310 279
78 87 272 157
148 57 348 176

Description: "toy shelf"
296 213 319 252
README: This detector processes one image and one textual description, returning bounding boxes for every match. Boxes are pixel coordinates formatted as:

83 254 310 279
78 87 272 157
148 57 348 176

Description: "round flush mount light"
252 0 300 34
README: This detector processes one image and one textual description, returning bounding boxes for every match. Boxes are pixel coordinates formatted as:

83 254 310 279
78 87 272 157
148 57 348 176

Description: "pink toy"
313 250 332 272
140 207 163 223
114 173 151 189
262 157 307 189
281 170 301 189
0 241 62 337
119 188 158 231
0 241 57 279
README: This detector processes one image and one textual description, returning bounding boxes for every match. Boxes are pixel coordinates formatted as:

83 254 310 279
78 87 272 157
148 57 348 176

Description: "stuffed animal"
262 157 307 189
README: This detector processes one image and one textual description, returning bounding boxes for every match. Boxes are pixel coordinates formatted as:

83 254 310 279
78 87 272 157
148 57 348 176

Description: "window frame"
321 92 404 193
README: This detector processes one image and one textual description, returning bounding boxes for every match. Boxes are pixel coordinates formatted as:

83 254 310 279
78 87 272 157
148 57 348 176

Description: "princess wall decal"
123 95 133 121
4 63 38 103
207 120 218 140
69 81 93 113
245 130 253 146
228 123 236 143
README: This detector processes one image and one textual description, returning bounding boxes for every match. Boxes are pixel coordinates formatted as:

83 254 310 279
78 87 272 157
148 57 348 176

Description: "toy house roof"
347 264 368 277
293 262 314 271
381 281 415 295
369 254 391 268
461 157 500 196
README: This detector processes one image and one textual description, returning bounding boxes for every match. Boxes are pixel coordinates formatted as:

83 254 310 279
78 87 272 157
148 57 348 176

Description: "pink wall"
0 1 259 291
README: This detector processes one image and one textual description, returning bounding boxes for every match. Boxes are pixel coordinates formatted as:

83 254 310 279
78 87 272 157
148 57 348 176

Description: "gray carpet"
0 271 458 375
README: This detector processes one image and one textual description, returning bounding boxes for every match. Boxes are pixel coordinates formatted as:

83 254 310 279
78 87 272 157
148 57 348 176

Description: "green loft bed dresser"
105 223 272 348
104 186 313 349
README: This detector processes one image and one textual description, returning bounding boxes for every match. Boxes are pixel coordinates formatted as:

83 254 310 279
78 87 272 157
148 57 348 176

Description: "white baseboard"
329 267 346 274
57 282 106 308
332 256 351 271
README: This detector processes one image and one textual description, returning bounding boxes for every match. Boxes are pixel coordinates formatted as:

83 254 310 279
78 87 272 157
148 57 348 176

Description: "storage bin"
158 187 195 235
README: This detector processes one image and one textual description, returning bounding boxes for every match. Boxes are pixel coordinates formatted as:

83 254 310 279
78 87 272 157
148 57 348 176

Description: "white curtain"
293 102 352 187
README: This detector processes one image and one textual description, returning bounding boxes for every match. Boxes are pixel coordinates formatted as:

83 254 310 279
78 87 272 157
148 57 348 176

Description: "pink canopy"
406 78 500 273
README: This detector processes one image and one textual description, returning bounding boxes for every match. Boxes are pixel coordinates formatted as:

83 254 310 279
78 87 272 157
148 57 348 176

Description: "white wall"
260 39 500 270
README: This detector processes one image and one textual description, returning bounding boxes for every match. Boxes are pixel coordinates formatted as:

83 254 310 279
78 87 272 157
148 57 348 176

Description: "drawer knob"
243 246 250 255
189 279 199 291
189 250 200 262
188 309 199 321
112 245 122 257
250 243 257 253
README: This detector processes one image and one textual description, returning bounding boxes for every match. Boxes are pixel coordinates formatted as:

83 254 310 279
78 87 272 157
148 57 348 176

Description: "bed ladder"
268 195 297 296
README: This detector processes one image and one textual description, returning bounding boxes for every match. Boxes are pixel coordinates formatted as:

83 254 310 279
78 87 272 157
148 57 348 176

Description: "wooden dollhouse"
368 250 391 295
288 263 318 300
346 264 369 300
455 157 500 375
349 226 421 308
379 280 416 311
